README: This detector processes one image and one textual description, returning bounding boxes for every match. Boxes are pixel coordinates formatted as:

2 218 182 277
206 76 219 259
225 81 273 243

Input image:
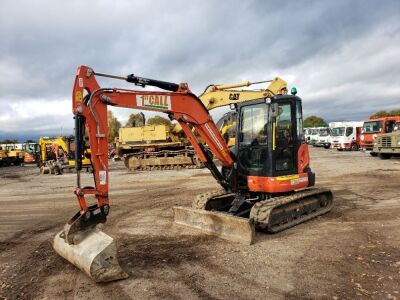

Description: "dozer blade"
53 228 128 282
173 206 255 245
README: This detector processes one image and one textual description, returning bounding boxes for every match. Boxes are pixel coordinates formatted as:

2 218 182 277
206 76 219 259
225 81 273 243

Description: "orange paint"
247 173 309 193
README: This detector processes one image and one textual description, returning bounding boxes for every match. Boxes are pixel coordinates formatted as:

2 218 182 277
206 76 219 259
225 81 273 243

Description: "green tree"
389 109 400 117
125 112 145 127
108 111 121 142
1 139 18 144
369 110 391 119
369 109 400 119
147 116 171 126
303 116 327 128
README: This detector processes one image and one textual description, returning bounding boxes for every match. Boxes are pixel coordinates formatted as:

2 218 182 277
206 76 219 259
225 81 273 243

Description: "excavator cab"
235 95 306 191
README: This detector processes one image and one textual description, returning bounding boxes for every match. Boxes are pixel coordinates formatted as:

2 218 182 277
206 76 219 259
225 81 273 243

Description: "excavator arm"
54 65 237 282
69 65 234 234
199 77 287 110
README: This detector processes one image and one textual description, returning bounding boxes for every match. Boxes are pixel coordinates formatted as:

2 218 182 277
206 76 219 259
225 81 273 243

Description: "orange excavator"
53 66 333 282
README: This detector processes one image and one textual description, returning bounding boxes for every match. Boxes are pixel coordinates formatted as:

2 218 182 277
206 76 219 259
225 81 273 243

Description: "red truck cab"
360 116 400 154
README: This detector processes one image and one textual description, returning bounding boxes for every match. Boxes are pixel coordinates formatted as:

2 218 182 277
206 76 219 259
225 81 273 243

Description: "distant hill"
0 130 73 143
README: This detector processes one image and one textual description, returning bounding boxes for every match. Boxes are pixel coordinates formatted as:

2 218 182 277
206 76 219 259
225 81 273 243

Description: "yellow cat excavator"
53 66 333 282
199 78 288 146
38 136 92 174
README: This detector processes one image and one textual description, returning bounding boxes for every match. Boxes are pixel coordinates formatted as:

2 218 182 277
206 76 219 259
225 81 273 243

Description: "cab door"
236 101 269 189
272 101 297 176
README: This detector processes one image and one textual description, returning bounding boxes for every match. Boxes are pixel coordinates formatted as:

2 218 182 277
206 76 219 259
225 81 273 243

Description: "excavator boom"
200 77 287 110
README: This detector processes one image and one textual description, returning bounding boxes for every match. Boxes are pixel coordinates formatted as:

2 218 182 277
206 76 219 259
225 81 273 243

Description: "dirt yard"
1 148 399 300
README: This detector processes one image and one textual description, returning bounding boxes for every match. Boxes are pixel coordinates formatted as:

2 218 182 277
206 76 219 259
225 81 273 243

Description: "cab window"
239 103 268 146
275 103 294 172
346 127 353 136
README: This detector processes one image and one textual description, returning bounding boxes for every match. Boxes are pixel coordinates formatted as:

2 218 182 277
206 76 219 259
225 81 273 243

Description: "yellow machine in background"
38 136 92 174
118 124 201 170
0 144 25 166
199 77 288 146
199 77 287 110
0 148 11 166
216 111 237 147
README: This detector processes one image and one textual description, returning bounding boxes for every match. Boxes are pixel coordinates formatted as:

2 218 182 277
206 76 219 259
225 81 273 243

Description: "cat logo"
229 93 240 101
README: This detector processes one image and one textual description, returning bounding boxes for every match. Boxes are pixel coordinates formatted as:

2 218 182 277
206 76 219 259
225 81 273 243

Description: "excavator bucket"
173 206 255 245
53 228 128 282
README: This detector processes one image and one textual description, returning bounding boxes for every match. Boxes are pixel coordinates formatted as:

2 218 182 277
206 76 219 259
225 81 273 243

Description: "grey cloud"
0 0 399 138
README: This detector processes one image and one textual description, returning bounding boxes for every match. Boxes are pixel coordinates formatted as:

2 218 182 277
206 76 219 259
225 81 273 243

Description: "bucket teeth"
53 228 128 282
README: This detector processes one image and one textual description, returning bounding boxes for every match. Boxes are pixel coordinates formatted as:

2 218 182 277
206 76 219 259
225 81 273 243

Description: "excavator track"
124 149 203 171
193 188 333 232
249 188 333 233
174 188 332 244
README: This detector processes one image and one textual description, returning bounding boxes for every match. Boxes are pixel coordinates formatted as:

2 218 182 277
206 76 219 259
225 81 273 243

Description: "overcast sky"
0 0 399 139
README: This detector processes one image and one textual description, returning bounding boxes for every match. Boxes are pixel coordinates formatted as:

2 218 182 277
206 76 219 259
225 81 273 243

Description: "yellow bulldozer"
117 117 202 170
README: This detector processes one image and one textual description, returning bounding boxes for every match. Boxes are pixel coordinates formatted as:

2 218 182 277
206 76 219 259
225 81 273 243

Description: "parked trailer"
330 121 363 151
361 116 400 156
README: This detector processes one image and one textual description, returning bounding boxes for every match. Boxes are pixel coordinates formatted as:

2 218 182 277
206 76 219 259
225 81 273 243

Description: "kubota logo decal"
137 95 171 110
291 177 308 185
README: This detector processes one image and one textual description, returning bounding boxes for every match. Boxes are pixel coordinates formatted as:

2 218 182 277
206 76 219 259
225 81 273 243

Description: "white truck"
304 128 314 144
308 127 325 145
315 127 332 149
330 121 364 151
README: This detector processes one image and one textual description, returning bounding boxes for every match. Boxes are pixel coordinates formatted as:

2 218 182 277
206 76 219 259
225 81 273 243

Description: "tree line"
369 109 400 119
303 108 400 128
